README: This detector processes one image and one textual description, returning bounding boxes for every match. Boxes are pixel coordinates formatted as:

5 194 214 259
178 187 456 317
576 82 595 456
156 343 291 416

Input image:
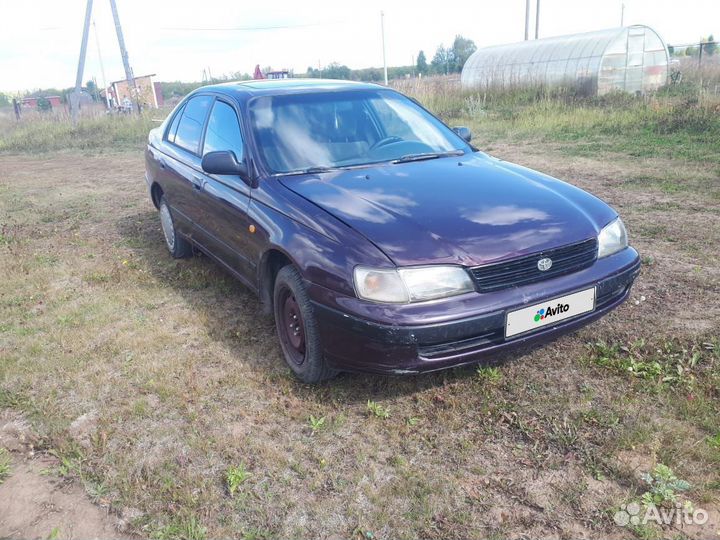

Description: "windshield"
248 89 469 174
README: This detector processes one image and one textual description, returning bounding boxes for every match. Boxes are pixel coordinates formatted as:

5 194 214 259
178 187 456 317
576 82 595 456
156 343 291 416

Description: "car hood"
279 153 617 267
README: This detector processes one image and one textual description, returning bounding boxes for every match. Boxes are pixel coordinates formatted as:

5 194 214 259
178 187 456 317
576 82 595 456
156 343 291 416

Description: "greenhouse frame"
461 25 669 96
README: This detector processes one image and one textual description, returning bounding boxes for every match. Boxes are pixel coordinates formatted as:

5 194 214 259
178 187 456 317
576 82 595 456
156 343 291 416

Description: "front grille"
470 238 598 292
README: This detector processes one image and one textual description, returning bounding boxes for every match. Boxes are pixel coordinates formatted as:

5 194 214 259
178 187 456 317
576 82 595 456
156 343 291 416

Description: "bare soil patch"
0 411 128 539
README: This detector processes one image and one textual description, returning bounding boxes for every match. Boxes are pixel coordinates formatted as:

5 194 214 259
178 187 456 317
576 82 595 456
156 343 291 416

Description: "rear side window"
203 101 244 162
166 104 185 143
174 95 213 154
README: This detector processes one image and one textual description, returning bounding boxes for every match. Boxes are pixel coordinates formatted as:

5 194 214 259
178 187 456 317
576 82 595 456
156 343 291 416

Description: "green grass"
0 448 11 484
585 338 714 390
151 515 207 540
0 113 161 153
464 96 720 165
392 79 720 167
225 463 251 497
3 82 719 166
366 400 390 419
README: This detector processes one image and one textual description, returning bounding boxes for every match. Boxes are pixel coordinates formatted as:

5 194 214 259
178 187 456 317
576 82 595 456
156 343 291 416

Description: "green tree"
430 44 454 75
323 62 352 80
36 96 51 111
702 34 717 56
352 67 383 82
85 80 98 101
0 93 10 107
416 50 428 75
451 35 477 72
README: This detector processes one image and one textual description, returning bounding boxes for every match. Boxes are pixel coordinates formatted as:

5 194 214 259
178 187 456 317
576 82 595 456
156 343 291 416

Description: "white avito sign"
506 287 596 338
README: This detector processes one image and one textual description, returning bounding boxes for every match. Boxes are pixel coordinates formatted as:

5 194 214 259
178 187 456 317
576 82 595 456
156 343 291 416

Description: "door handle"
158 158 166 169
191 175 203 190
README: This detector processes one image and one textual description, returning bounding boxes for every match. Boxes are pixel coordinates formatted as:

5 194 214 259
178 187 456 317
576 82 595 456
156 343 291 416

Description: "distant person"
122 96 132 114
12 98 21 121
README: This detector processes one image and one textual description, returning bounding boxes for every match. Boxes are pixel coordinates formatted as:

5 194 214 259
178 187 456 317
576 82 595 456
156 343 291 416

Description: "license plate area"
505 287 596 338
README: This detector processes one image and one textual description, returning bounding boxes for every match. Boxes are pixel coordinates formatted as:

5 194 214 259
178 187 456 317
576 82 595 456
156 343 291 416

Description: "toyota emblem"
537 257 553 272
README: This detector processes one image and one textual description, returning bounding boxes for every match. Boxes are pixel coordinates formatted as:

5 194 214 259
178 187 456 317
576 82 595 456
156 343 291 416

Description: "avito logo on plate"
534 303 570 322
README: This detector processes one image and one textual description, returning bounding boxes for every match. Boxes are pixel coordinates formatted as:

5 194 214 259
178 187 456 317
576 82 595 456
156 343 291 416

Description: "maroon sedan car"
145 79 640 382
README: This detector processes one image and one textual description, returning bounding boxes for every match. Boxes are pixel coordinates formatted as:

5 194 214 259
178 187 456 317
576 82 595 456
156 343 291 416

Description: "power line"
159 19 355 32
92 18 110 109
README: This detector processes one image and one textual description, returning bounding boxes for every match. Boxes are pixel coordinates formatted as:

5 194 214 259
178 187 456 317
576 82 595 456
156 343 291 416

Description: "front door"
193 98 256 285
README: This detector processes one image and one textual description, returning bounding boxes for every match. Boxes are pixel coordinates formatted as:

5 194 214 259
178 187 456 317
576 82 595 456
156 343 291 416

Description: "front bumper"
309 248 641 374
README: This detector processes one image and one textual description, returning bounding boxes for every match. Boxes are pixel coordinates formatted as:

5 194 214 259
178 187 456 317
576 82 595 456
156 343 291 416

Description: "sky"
0 0 717 93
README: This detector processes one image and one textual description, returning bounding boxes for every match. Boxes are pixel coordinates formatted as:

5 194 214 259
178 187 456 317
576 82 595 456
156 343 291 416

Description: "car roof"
194 78 388 101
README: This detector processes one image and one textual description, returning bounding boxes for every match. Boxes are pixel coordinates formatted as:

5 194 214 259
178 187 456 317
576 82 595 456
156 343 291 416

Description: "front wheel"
273 265 337 383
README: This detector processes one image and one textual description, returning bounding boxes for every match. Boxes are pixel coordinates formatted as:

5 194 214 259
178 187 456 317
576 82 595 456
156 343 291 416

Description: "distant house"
21 96 62 109
102 74 163 110
253 65 291 80
266 70 290 80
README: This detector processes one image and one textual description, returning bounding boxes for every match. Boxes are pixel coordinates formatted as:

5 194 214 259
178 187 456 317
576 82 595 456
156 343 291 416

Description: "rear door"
192 98 256 286
160 94 213 239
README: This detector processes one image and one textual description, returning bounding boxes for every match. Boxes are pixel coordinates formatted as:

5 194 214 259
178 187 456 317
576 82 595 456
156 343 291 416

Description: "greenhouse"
461 25 669 96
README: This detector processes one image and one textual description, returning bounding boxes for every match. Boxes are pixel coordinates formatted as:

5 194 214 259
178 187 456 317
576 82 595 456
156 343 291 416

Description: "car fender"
249 181 392 311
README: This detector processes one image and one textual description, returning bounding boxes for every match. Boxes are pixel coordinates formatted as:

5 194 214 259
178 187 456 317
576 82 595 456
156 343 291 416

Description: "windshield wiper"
392 150 465 164
282 166 337 176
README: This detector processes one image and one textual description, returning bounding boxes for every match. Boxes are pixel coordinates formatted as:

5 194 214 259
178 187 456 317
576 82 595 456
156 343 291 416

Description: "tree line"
669 35 717 57
306 35 477 80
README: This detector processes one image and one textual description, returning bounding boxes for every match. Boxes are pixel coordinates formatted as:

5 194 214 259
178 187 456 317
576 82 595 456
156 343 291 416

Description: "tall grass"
1 76 718 163
0 111 163 153
394 76 720 163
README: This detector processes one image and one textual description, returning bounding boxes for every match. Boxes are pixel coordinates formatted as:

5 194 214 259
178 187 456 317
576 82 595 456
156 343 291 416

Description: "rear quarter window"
166 104 185 143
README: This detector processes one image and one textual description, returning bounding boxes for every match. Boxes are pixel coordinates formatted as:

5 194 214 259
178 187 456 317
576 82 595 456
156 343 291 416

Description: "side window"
166 104 185 143
203 101 244 162
174 95 213 154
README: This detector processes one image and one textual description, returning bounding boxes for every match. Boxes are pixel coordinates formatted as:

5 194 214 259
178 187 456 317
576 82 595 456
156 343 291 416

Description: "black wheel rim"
278 287 306 366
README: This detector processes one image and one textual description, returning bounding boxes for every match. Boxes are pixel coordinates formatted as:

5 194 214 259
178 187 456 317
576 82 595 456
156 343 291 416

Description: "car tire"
159 196 192 259
273 265 337 383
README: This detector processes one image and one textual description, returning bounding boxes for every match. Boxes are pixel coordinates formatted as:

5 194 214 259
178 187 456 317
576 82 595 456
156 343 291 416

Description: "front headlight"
354 265 475 304
597 218 628 258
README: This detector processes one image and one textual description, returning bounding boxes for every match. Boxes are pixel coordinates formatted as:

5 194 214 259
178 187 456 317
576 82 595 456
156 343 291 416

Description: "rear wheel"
273 265 337 383
159 196 192 258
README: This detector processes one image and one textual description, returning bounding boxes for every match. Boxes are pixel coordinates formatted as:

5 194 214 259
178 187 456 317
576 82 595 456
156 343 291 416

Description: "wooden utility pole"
535 0 540 39
698 41 704 69
109 0 140 113
71 0 94 124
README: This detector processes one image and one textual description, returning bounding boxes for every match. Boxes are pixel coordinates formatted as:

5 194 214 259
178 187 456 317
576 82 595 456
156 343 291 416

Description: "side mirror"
453 126 472 143
201 150 248 178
